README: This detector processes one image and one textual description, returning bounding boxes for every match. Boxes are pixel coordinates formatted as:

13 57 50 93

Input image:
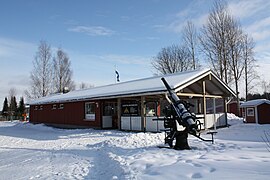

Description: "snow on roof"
240 99 270 107
29 68 227 105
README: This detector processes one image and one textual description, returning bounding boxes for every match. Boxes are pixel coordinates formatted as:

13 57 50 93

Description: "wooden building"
240 99 270 124
29 69 236 131
227 101 243 117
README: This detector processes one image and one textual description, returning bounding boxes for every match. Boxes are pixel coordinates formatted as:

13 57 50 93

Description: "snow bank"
109 132 164 149
1 119 270 179
227 113 244 126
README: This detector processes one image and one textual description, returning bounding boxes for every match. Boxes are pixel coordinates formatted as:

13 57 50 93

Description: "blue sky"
1 0 270 108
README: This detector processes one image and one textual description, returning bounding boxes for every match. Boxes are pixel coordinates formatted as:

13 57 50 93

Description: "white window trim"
247 107 254 116
52 104 57 110
59 104 64 109
85 102 96 121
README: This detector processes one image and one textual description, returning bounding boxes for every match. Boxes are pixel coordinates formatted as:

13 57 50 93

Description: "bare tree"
8 88 17 118
78 82 94 90
28 41 53 99
242 34 258 100
53 48 75 93
152 44 193 75
8 88 17 103
200 0 257 114
226 17 245 114
182 21 199 69
200 0 231 83
261 79 270 99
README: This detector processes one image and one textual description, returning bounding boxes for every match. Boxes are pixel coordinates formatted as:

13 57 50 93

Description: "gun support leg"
174 131 190 150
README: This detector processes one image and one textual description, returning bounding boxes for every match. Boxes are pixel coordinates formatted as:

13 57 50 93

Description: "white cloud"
0 37 37 108
244 16 270 41
247 16 270 32
255 41 270 53
228 0 270 19
68 26 115 36
158 0 209 34
0 37 36 58
166 13 208 34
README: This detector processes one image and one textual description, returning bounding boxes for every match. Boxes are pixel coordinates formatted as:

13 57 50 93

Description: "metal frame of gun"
155 77 216 149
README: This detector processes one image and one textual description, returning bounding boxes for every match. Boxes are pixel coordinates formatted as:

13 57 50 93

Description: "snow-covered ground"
0 114 270 180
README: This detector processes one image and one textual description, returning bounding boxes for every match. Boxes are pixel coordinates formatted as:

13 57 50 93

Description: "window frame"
145 101 157 117
247 107 254 116
59 104 64 109
52 104 57 110
85 102 96 121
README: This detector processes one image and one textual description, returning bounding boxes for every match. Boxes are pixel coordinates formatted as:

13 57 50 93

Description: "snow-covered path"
0 118 270 180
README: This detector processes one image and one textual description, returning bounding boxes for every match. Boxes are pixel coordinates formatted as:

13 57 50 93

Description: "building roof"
29 68 236 105
240 99 270 107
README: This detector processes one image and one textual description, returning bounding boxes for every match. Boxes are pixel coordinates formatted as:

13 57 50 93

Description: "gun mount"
157 77 216 150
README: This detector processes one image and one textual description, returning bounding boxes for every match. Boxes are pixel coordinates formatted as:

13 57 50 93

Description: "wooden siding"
228 102 243 117
30 101 101 128
244 107 256 123
258 104 270 124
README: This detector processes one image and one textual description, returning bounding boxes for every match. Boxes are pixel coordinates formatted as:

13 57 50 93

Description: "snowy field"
0 115 270 180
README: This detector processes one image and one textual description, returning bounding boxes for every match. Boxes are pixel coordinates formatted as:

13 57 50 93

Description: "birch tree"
242 34 257 100
226 17 245 114
29 41 52 98
182 21 199 70
200 0 256 113
53 48 75 93
200 0 231 83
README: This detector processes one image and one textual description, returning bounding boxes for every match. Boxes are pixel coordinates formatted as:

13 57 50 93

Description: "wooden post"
213 98 216 130
141 96 146 132
224 98 228 126
117 98 121 130
203 81 207 129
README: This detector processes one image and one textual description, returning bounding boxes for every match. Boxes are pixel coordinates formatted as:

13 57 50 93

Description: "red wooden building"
29 69 236 131
227 101 243 117
240 99 270 124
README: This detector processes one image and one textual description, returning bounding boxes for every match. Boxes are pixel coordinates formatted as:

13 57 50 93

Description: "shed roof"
240 99 270 107
29 68 235 105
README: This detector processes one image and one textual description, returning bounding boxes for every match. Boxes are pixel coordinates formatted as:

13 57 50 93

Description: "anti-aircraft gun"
158 77 216 150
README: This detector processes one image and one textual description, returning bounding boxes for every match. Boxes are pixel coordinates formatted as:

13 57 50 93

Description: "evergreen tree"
17 97 26 117
1 97 9 117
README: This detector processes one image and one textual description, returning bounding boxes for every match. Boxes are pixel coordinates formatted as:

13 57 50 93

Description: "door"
102 102 118 128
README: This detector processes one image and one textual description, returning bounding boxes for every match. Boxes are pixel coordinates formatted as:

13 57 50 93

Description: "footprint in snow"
191 172 203 179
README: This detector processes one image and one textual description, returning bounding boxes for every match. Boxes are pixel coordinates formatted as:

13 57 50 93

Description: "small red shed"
240 99 270 124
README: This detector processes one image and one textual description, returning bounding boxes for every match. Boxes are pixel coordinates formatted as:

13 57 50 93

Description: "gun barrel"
161 77 198 134
161 77 172 91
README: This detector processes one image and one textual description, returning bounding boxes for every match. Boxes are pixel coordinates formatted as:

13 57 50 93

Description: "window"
52 104 57 110
85 102 96 120
160 99 170 116
34 106 38 110
146 101 157 116
59 104 64 109
247 108 254 116
39 105 43 110
103 102 117 116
